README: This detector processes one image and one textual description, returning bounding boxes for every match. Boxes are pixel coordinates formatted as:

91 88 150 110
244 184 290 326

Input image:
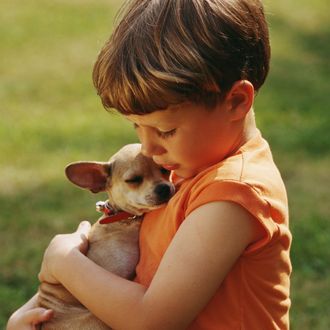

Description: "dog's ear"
65 162 112 193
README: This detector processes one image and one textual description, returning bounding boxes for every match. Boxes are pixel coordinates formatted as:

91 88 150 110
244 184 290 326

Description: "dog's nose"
154 183 174 203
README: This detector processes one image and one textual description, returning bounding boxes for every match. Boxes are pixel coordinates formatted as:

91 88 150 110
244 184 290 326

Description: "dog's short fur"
38 144 175 330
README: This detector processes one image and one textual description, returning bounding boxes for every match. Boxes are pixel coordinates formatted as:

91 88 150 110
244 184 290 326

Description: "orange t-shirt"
135 131 292 329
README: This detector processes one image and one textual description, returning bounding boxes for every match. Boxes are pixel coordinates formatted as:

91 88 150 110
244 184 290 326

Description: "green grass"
1 0 329 328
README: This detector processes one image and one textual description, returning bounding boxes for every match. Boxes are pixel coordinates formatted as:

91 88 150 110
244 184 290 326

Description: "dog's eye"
125 176 143 184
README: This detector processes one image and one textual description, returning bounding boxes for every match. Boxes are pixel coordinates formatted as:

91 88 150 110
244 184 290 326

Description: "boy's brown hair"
93 0 270 115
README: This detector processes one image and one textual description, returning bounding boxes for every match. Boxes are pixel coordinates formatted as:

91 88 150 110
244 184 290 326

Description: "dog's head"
65 144 175 215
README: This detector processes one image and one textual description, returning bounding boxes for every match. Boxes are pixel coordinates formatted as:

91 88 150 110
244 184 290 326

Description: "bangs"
93 50 196 115
92 1 218 115
93 37 216 115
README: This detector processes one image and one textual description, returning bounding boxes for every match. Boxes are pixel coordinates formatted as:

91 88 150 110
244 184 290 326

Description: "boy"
7 0 291 329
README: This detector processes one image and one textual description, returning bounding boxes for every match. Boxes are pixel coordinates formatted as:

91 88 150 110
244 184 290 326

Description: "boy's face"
126 100 244 179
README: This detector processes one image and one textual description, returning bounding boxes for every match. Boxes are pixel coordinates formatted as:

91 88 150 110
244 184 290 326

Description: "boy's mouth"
161 164 179 171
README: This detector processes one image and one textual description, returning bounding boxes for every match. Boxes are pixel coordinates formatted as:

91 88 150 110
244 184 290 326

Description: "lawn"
1 0 329 328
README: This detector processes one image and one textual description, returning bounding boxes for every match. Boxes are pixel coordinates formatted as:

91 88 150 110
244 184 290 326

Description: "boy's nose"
141 139 165 158
138 127 166 158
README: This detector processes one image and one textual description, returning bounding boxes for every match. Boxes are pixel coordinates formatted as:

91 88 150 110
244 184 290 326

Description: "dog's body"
38 144 175 330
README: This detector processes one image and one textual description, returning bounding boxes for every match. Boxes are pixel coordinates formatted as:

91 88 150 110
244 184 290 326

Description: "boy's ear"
225 80 254 121
65 162 112 193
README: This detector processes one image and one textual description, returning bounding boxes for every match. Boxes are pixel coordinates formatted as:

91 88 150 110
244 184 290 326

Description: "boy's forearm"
55 249 148 329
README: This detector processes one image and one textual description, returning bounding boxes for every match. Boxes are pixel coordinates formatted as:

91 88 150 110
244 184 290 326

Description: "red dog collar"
99 211 136 224
96 201 136 225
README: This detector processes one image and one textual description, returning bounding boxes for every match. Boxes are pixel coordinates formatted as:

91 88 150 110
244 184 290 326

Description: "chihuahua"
38 143 175 330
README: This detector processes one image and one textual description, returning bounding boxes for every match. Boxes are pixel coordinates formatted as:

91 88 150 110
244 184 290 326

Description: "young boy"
7 0 291 329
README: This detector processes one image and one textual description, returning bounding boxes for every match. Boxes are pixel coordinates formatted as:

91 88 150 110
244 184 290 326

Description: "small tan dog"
38 144 175 330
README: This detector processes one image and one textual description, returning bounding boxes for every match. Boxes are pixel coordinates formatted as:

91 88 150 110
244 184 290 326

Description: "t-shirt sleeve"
184 180 279 253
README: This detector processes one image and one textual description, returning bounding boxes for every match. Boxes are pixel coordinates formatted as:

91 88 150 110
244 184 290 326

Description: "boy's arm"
39 201 264 330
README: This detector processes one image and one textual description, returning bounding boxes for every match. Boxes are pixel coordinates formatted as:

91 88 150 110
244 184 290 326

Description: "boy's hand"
38 221 91 284
6 294 53 330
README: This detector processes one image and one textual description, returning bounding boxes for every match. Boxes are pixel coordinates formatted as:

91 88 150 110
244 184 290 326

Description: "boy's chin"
175 163 216 179
174 168 199 179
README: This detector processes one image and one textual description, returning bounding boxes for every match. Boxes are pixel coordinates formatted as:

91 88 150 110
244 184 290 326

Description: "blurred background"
0 0 329 328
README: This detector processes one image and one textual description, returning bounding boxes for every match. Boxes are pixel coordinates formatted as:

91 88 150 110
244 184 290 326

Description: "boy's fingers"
11 308 53 326
31 308 54 324
77 221 91 234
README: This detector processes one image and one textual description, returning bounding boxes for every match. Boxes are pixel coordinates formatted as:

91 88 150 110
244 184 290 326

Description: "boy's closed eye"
133 123 177 139
156 128 177 139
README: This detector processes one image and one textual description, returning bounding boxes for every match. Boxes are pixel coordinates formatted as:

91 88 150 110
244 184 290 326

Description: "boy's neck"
242 108 258 141
229 108 258 156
